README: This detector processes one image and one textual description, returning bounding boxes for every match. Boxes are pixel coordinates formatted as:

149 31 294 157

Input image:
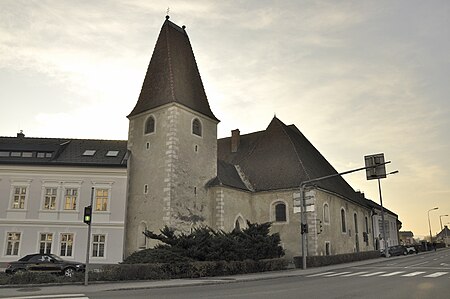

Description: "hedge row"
293 251 380 269
0 258 288 285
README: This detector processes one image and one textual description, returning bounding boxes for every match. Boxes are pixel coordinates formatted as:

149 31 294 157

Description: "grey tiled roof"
0 135 127 167
128 18 218 122
216 117 370 207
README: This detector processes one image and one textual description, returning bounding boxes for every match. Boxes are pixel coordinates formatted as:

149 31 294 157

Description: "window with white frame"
60 233 73 257
323 203 330 224
11 186 27 209
92 234 105 257
43 187 57 210
95 188 109 211
39 233 53 254
64 188 78 210
6 232 21 255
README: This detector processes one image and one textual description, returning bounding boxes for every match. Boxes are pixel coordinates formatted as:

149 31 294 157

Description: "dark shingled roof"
128 17 218 122
0 134 127 167
216 117 368 206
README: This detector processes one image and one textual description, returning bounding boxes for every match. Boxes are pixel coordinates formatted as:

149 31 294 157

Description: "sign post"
84 187 94 286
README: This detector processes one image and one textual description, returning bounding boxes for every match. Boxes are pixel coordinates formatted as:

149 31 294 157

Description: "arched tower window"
192 118 202 136
138 222 147 249
275 202 287 222
145 116 155 134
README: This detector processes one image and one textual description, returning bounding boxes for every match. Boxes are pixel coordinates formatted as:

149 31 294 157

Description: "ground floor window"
92 234 106 257
60 233 73 257
39 233 53 254
6 232 21 255
325 241 331 256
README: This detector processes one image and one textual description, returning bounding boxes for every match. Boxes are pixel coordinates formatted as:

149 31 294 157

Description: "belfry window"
192 118 202 136
145 116 155 134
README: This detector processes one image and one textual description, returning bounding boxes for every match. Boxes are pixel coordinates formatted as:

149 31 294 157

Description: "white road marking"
341 271 369 277
324 272 351 277
380 271 406 277
402 271 426 277
423 272 448 278
361 271 386 277
306 271 335 277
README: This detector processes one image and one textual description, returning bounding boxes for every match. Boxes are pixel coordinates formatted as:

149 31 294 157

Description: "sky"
0 0 449 238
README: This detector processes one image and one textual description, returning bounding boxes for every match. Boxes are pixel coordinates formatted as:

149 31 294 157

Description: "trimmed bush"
293 251 380 268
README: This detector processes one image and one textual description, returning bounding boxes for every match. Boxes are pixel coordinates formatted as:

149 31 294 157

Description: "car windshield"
18 255 33 262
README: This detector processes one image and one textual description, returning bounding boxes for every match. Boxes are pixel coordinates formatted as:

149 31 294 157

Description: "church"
123 16 400 260
0 17 400 265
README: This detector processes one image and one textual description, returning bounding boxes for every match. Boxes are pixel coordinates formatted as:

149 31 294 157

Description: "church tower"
124 16 219 257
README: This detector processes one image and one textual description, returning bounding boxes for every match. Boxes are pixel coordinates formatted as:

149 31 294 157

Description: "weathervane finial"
166 7 170 17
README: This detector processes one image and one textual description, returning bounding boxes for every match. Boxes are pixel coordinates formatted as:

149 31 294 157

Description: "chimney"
17 130 25 138
231 129 240 153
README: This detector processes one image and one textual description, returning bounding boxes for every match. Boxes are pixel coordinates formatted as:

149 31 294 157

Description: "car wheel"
63 267 75 277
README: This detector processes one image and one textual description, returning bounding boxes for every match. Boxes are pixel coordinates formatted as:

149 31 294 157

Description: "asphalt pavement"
0 248 448 298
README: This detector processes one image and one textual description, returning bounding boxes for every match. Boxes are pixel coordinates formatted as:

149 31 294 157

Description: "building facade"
0 135 127 265
123 17 400 260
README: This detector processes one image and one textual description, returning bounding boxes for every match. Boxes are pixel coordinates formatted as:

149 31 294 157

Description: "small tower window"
145 116 155 134
144 184 148 194
192 118 202 137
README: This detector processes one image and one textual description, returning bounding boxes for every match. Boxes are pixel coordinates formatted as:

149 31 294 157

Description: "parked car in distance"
404 245 417 254
381 245 408 257
5 253 85 277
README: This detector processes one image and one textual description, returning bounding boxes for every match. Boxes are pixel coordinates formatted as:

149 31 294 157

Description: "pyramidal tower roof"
128 16 218 121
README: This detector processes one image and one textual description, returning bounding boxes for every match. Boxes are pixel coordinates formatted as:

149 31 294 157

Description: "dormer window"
145 116 155 134
192 118 202 137
106 150 119 157
82 150 96 156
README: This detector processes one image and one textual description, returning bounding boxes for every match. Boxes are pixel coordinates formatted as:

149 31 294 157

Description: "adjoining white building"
0 133 127 265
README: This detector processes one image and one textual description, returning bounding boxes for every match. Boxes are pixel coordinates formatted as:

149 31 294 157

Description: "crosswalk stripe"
402 271 426 277
381 271 405 277
307 271 335 277
324 271 351 277
423 272 448 278
361 271 386 277
341 271 369 277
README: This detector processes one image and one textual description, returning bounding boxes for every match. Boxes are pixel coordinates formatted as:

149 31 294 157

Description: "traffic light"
83 206 92 224
318 220 323 234
301 223 308 234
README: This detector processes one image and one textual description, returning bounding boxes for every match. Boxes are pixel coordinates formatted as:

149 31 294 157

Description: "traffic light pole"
84 187 94 286
299 162 390 270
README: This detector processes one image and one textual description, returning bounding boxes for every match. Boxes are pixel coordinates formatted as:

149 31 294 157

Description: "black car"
5 253 85 277
381 245 407 257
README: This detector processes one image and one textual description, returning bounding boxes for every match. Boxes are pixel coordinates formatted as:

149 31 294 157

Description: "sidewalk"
0 256 390 297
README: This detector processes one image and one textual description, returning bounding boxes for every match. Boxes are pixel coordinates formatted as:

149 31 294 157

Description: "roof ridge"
272 117 312 181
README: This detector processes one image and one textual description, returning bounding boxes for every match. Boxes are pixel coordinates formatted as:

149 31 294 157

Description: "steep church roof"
217 117 367 206
128 17 218 122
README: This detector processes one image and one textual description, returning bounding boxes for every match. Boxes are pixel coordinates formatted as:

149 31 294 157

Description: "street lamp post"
439 214 448 231
427 207 439 245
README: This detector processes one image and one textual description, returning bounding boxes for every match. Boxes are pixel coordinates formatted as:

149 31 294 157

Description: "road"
1 249 449 299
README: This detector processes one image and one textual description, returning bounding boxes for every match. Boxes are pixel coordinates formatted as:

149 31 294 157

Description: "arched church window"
145 116 155 134
323 203 330 224
341 208 347 233
275 202 287 222
138 222 147 249
192 118 202 136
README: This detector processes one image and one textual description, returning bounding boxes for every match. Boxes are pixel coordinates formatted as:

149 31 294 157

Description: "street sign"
364 153 387 180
